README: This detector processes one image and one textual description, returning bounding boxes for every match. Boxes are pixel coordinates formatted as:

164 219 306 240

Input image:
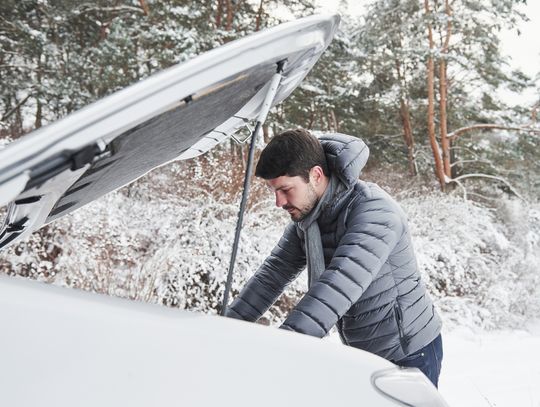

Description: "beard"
284 183 319 222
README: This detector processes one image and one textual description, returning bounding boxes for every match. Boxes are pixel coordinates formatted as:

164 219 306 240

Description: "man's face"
266 175 319 222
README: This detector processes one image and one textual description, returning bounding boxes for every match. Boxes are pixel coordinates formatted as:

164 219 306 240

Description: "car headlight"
372 367 449 407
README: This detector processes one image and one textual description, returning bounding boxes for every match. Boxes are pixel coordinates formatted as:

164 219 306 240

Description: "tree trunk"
330 108 338 131
35 98 42 129
14 99 23 137
272 124 279 139
307 105 315 129
532 102 539 123
35 54 43 129
395 57 417 176
439 59 450 178
255 0 264 31
216 0 223 28
229 138 235 159
262 124 270 143
438 0 452 179
425 0 445 190
229 141 245 170
399 98 417 176
138 0 149 15
325 112 332 131
226 0 234 31
450 146 458 179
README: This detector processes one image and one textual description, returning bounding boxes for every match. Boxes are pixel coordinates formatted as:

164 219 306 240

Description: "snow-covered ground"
440 322 540 407
325 321 540 406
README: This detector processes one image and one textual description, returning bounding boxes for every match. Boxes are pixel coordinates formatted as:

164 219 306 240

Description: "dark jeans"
394 334 443 388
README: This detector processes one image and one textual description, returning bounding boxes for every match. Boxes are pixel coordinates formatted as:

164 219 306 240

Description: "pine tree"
351 0 538 195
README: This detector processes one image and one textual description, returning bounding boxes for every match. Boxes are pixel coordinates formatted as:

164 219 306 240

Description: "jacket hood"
318 133 369 188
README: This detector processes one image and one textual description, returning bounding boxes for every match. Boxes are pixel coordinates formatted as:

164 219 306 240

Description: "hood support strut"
220 60 286 315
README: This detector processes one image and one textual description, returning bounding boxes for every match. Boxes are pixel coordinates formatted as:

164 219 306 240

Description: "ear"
309 166 325 184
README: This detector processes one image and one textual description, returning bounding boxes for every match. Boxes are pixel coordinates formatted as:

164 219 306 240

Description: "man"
224 129 443 387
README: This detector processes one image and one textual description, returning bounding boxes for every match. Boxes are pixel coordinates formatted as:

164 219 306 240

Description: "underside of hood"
0 14 340 250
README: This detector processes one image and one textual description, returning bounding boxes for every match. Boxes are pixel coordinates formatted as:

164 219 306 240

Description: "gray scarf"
297 175 340 287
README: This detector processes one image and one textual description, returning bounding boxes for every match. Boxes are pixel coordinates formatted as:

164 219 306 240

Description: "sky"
499 1 540 79
499 1 540 105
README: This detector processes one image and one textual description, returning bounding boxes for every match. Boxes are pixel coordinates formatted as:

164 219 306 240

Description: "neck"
316 175 330 199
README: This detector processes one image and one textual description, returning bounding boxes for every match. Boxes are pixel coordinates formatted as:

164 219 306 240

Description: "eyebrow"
267 184 291 192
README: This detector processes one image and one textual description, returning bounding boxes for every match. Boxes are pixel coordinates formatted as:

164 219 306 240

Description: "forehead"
266 175 305 191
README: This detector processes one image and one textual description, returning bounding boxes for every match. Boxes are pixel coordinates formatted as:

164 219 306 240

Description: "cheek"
287 189 304 206
287 188 299 199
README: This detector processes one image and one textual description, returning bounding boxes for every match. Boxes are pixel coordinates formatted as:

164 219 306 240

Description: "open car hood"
0 14 339 250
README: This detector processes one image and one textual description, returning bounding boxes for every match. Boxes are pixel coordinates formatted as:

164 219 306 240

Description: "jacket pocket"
394 303 409 355
398 348 425 363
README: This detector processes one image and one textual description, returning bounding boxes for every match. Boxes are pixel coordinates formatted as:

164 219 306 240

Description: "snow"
440 322 540 407
326 321 540 406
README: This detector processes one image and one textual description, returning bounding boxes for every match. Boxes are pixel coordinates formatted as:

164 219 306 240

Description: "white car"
0 273 446 406
0 14 449 407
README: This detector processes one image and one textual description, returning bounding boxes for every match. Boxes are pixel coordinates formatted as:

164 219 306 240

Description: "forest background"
0 0 539 332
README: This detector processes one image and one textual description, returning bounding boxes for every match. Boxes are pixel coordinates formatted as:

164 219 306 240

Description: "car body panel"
0 274 401 407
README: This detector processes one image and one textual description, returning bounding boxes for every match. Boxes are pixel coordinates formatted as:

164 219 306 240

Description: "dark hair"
255 128 329 182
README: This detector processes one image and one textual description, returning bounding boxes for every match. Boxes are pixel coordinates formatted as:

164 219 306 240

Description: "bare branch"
451 159 522 176
450 176 468 200
73 5 144 16
372 133 403 139
449 145 481 160
415 149 434 163
448 124 540 141
466 192 499 203
1 93 31 122
450 159 493 168
449 173 525 201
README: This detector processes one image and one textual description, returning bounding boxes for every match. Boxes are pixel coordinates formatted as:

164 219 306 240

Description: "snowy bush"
402 192 540 330
1 151 538 330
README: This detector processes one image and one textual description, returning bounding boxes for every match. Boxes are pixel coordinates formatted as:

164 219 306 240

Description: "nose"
275 191 287 208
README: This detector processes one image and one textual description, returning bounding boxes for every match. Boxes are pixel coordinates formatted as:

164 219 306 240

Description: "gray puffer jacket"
225 133 442 361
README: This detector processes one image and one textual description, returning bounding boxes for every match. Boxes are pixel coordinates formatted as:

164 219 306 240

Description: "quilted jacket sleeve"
224 223 306 322
280 193 403 337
